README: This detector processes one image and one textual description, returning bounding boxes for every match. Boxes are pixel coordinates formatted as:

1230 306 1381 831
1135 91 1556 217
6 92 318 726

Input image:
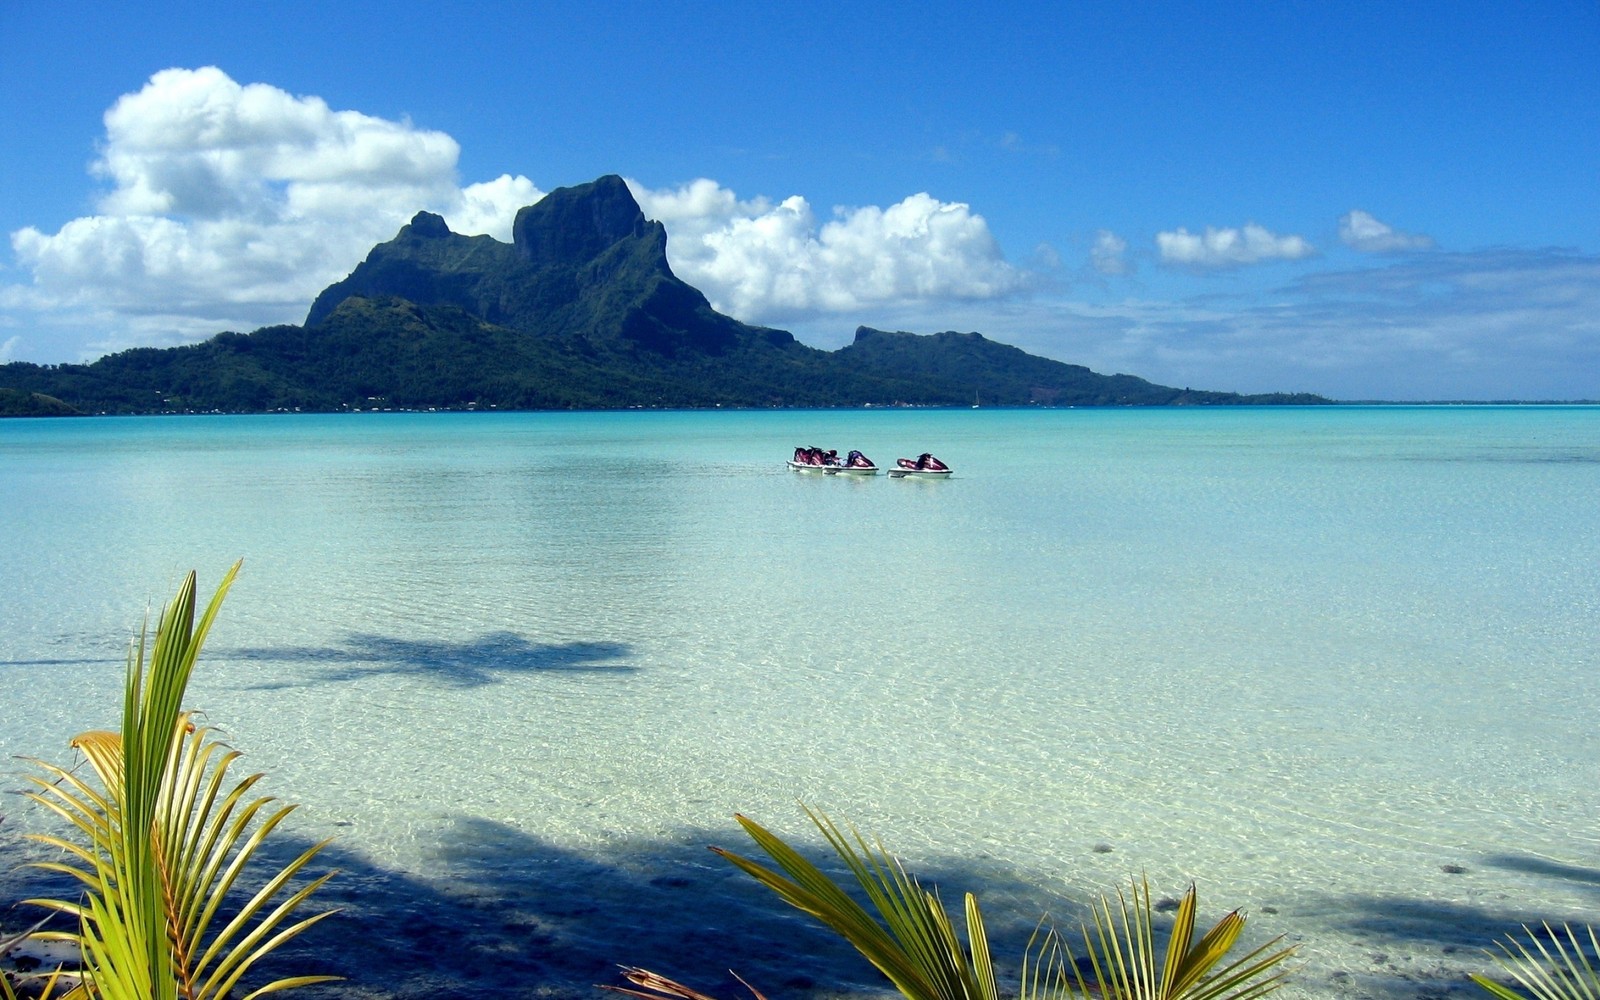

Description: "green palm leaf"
1472 923 1600 1000
712 807 999 1000
708 809 1294 1000
20 565 338 1000
1052 877 1294 1000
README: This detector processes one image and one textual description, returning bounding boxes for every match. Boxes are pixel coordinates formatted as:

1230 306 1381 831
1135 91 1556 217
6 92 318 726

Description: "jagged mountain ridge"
0 174 1328 414
305 175 764 358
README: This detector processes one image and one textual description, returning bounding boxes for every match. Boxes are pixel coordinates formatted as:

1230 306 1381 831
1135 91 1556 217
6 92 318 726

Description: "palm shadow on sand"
226 631 637 687
4 813 1074 1000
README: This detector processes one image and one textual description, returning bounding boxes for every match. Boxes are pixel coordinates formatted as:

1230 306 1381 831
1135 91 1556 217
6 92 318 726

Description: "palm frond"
1054 879 1294 1000
20 565 338 999
711 807 999 1000
709 810 1292 1000
1472 923 1600 1000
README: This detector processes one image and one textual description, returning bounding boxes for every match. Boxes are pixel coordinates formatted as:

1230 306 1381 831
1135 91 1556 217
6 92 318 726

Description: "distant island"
0 175 1329 416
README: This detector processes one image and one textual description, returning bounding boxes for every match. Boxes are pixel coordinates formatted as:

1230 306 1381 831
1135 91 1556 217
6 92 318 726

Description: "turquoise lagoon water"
2 407 1597 999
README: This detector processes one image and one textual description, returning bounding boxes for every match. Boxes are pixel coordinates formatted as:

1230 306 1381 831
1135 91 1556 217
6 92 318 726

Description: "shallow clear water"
2 407 1597 1000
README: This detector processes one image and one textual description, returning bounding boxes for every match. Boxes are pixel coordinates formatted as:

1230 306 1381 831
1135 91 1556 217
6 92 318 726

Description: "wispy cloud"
1090 230 1131 276
1156 223 1316 269
1339 209 1436 253
924 129 1058 164
997 130 1060 158
987 247 1600 400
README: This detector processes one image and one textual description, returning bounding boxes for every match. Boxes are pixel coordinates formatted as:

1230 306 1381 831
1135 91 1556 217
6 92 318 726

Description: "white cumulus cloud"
6 67 539 359
451 175 547 239
1339 210 1435 253
629 178 1024 324
1156 223 1316 269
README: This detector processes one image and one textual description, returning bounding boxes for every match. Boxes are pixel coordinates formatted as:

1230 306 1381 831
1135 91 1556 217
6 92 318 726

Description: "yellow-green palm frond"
711 807 1001 1000
20 564 338 1000
1472 923 1600 1000
1 965 73 1000
1053 878 1295 1000
711 811 1291 1000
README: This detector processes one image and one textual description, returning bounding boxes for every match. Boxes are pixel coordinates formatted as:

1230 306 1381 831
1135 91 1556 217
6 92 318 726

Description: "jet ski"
887 453 952 478
787 447 878 474
787 445 840 472
831 450 880 475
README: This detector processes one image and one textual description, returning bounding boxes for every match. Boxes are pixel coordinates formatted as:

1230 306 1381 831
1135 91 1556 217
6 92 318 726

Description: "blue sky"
2 0 1596 400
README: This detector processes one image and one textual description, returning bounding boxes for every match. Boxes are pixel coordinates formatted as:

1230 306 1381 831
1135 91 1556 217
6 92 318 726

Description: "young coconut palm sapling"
20 564 337 1000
